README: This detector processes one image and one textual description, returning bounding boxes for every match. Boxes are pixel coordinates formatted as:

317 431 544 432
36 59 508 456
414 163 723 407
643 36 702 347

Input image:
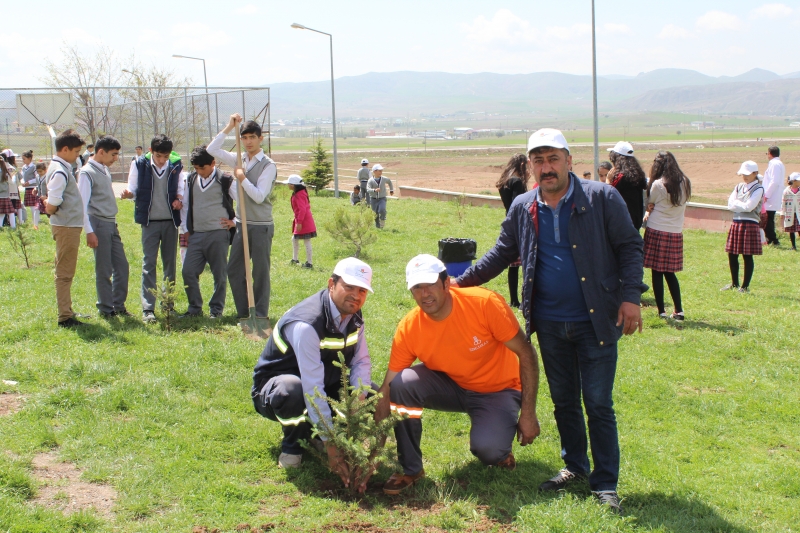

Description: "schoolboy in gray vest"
44 130 87 328
357 159 370 203
178 146 236 318
78 136 131 318
207 114 276 321
120 134 185 323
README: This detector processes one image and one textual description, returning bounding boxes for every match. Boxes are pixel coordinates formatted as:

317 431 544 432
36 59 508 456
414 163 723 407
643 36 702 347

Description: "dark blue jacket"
133 155 183 226
457 174 647 345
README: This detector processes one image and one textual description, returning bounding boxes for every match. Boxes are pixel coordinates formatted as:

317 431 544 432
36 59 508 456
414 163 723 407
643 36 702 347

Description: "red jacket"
291 188 317 235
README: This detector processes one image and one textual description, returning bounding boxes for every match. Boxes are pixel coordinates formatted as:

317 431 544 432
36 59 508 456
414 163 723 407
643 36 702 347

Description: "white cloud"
545 24 591 41
461 9 535 45
234 4 258 15
751 3 793 19
696 11 743 31
603 23 632 35
658 24 690 39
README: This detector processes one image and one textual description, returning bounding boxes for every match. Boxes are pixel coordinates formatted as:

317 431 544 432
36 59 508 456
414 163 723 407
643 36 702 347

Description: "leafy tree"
303 353 403 493
302 140 333 194
324 205 377 258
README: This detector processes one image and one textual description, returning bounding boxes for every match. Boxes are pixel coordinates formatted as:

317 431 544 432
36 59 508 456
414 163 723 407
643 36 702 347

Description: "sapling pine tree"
302 139 333 194
303 353 403 493
324 204 377 259
147 280 180 332
6 226 34 268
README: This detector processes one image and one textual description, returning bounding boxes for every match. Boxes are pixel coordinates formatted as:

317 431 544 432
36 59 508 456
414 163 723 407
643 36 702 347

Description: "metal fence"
0 86 270 179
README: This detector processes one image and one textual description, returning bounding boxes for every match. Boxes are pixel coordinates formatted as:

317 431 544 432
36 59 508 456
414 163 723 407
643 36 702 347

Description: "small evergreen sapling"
324 204 377 259
303 353 403 493
6 226 34 268
302 139 333 194
147 279 179 332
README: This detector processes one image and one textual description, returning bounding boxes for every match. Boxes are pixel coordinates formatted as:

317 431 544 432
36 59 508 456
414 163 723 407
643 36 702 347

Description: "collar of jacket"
528 173 589 233
321 290 364 335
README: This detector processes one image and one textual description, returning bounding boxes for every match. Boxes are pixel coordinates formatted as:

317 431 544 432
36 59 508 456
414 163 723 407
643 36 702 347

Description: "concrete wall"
399 186 734 233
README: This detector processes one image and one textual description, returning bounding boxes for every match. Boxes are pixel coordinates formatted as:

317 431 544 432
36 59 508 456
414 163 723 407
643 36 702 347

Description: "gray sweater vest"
149 167 173 221
49 161 84 228
81 162 118 221
22 165 37 188
191 174 230 233
238 156 274 225
357 167 370 183
0 178 8 198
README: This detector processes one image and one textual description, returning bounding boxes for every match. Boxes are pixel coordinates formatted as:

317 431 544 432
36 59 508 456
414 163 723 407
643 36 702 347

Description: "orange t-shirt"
389 287 522 393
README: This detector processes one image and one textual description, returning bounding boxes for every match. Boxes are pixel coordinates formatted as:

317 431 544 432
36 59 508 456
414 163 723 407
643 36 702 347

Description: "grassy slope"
0 188 798 532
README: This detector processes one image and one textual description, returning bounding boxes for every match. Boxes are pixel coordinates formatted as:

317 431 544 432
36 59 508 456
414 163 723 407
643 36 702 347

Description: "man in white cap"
367 163 393 228
251 257 375 482
455 128 646 513
357 158 371 203
762 145 785 246
374 254 541 495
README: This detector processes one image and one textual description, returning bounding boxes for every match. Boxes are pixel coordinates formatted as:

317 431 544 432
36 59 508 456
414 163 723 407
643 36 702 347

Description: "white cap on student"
607 141 634 157
788 172 800 183
405 254 447 290
333 257 374 293
1 149 18 158
372 163 384 171
361 158 369 165
737 161 759 175
527 128 570 154
280 174 304 185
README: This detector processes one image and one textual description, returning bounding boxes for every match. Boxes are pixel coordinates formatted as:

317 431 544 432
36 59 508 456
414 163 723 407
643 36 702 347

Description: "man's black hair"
361 162 368 166
240 120 262 137
35 162 47 171
598 161 612 171
135 145 143 150
87 143 95 149
331 273 342 285
150 134 173 154
94 136 121 153
354 184 360 190
190 145 215 167
583 171 592 177
768 146 780 157
439 270 448 287
55 129 85 151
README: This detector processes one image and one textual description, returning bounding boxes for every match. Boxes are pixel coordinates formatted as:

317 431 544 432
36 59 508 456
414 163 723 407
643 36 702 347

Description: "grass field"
1 189 799 532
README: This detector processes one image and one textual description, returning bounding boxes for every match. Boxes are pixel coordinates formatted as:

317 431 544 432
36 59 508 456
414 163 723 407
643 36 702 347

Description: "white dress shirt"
206 131 276 221
762 157 786 211
126 157 186 199
46 156 74 207
77 159 110 234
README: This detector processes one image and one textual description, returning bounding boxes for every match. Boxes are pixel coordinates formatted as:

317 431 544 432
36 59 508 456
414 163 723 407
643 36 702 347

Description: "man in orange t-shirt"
375 254 541 495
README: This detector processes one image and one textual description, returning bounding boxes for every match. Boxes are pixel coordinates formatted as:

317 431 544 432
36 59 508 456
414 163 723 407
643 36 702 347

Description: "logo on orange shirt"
470 336 489 352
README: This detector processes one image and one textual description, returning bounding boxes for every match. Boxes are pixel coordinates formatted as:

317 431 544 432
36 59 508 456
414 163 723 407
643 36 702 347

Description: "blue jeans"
534 319 620 491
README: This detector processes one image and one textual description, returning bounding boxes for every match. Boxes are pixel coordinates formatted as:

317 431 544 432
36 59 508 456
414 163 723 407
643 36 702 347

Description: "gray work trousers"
372 197 387 226
182 229 230 315
390 364 521 475
140 220 178 312
228 222 274 318
90 216 129 314
360 181 369 202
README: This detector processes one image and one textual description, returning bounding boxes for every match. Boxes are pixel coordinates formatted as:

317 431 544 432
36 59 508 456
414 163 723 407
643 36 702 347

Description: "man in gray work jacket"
456 128 646 514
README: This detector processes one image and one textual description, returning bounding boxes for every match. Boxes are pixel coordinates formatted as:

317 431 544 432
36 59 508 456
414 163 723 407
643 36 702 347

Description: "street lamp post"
591 0 600 180
172 54 214 139
292 23 340 198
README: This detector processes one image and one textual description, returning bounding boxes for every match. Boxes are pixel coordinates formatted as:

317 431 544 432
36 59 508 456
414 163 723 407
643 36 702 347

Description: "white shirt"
46 156 74 207
126 157 186 199
762 157 786 211
77 159 111 234
206 131 276 222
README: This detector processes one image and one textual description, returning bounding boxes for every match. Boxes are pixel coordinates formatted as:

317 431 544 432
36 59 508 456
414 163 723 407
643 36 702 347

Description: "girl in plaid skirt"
723 161 764 293
782 173 800 251
0 158 16 228
643 151 691 321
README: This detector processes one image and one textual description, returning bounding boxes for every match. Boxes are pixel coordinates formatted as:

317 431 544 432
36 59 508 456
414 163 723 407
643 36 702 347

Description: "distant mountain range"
266 68 800 119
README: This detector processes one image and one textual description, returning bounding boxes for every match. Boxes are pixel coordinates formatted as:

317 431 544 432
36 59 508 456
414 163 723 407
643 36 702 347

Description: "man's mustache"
540 172 559 179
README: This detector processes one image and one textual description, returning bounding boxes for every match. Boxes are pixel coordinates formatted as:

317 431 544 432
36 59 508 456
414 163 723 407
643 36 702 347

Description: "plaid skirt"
293 231 317 240
643 228 683 272
10 198 20 209
725 221 762 256
759 211 768 229
179 232 190 248
24 188 38 207
0 197 14 214
36 196 49 217
784 217 800 233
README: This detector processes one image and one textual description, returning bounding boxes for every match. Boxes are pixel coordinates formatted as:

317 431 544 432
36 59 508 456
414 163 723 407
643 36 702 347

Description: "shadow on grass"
623 492 754 533
683 321 743 335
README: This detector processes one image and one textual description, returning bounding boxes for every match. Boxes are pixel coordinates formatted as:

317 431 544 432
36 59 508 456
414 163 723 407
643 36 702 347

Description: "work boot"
493 452 516 471
278 453 302 469
383 469 425 495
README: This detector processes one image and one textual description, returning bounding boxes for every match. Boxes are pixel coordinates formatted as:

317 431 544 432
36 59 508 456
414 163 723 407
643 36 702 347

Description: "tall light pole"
591 0 600 180
172 54 213 139
292 23 339 198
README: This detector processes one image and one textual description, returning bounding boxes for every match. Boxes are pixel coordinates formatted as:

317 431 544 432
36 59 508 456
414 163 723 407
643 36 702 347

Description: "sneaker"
593 490 622 514
538 468 587 491
670 312 684 321
658 313 668 319
58 317 85 328
209 312 223 319
116 309 134 318
493 452 516 471
142 311 157 324
301 262 313 269
383 469 425 495
720 284 739 291
738 287 750 293
178 311 203 319
99 311 117 319
278 453 302 469
290 259 300 265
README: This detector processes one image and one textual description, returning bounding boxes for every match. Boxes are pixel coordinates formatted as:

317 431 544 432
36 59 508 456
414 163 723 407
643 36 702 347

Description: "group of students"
0 149 50 229
351 158 394 228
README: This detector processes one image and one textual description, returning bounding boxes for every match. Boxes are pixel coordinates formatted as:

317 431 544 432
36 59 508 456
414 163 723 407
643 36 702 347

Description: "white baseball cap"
361 158 369 165
607 141 634 157
333 257 374 293
789 172 800 183
527 128 570 154
1 149 18 158
405 254 447 290
372 163 384 171
283 174 304 185
737 161 759 175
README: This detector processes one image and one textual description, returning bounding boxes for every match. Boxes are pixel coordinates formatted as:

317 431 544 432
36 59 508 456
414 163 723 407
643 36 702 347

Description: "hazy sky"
2 0 798 88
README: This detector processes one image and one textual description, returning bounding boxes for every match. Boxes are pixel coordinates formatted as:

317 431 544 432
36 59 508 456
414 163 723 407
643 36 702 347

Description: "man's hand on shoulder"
617 301 642 335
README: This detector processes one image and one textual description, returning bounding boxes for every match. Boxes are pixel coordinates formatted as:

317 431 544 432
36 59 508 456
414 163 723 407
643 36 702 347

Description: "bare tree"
41 43 131 141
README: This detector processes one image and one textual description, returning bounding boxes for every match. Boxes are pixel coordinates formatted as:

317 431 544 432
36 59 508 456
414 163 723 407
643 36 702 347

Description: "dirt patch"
30 451 116 519
0 392 24 416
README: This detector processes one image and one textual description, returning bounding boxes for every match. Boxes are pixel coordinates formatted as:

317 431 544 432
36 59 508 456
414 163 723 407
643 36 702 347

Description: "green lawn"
1 189 798 532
